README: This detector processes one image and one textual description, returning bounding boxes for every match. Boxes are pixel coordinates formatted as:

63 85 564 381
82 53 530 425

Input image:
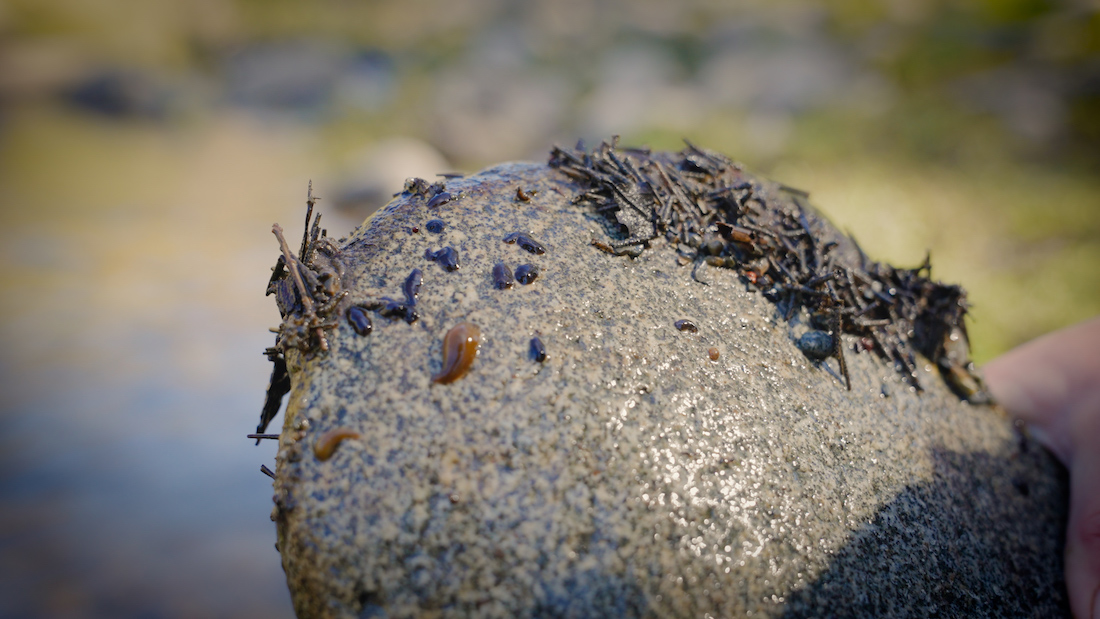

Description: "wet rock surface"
266 154 1068 618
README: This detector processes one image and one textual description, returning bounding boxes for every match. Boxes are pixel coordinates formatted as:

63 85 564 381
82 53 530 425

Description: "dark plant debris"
256 356 291 444
259 182 349 439
550 137 988 400
400 177 442 197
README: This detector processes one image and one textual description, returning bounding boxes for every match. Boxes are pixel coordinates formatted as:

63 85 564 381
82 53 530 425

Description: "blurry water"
0 348 292 617
0 112 362 618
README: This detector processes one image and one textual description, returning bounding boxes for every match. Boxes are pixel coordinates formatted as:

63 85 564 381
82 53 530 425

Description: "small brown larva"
432 322 481 384
314 428 361 461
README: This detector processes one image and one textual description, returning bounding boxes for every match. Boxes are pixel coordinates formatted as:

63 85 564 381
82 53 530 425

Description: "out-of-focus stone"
332 138 451 219
431 67 571 163
268 153 1068 618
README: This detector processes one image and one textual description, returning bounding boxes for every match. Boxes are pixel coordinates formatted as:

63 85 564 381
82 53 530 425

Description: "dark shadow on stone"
782 445 1070 618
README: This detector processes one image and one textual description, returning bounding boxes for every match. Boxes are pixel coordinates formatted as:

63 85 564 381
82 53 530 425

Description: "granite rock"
266 152 1068 618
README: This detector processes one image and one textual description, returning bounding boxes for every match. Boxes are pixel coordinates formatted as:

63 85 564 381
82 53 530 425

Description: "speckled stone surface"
271 162 1069 618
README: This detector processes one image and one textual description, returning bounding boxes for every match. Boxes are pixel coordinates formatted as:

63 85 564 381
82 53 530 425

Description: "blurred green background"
0 0 1097 617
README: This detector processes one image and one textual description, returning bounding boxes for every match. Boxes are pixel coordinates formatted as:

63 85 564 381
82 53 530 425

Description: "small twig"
273 224 315 315
804 271 835 288
853 318 892 328
274 222 330 352
260 464 276 479
316 289 349 315
822 300 851 391
299 181 317 262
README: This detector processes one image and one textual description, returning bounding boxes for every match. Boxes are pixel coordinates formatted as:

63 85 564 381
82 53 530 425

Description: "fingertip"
1066 511 1100 619
982 343 1048 426
1067 448 1100 619
983 317 1100 418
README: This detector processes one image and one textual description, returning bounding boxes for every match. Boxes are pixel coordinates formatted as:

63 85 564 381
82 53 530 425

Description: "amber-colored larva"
432 322 481 384
313 428 361 461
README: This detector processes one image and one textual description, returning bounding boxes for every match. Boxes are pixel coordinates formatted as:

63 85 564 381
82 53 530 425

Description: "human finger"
1066 387 1100 619
982 316 1100 465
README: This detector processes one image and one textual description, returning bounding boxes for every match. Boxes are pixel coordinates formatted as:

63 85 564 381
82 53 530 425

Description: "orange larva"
432 322 481 384
313 428 361 461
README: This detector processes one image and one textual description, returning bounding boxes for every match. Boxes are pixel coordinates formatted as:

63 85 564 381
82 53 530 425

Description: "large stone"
264 144 1068 618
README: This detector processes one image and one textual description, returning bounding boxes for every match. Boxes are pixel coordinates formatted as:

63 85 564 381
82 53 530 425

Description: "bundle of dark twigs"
550 138 985 402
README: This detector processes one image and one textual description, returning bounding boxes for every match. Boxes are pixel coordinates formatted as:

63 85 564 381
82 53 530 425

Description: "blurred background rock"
0 0 1096 617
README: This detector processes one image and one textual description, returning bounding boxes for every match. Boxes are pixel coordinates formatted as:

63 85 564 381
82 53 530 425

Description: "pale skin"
983 316 1100 619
